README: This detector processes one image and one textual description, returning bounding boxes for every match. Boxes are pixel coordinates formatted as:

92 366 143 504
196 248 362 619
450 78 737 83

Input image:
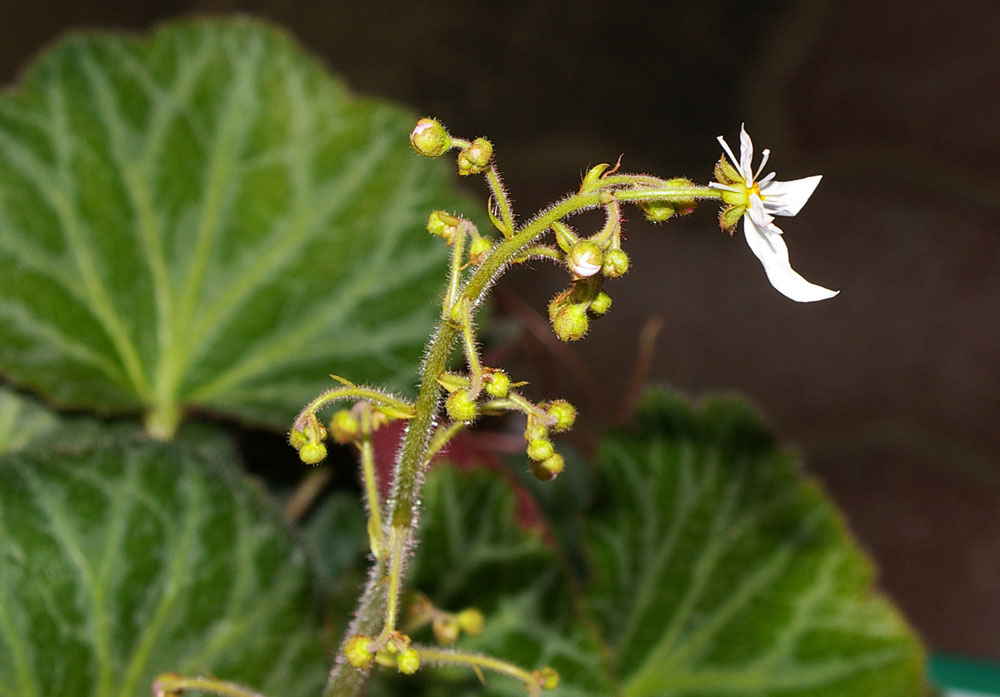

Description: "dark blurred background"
2 0 997 662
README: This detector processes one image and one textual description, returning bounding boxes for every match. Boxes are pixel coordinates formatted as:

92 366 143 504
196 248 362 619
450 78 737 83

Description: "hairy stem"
324 179 720 697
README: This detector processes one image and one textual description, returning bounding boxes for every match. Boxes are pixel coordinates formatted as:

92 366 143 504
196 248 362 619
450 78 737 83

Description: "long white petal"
738 125 755 182
759 175 822 217
742 216 839 302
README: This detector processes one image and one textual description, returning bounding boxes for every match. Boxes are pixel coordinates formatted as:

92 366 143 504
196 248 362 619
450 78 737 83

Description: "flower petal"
758 175 822 217
738 124 755 182
742 216 839 302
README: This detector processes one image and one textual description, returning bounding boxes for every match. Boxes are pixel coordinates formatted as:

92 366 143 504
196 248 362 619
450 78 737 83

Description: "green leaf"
371 465 613 697
0 18 461 435
0 438 328 696
0 386 60 456
580 390 925 697
376 390 925 697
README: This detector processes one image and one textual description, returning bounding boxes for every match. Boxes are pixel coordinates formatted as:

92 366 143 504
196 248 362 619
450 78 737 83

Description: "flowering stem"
153 674 266 697
415 645 544 697
358 403 384 559
442 222 469 316
324 177 720 697
486 164 516 238
294 386 414 431
459 298 484 394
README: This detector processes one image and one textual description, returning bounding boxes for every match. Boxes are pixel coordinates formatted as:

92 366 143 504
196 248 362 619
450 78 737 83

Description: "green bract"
0 18 465 436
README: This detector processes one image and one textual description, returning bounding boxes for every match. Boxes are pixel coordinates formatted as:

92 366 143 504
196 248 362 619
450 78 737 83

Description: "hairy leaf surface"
0 19 459 434
0 439 328 696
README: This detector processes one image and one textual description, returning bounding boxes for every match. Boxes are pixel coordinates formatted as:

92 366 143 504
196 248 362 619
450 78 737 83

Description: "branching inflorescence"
278 118 836 697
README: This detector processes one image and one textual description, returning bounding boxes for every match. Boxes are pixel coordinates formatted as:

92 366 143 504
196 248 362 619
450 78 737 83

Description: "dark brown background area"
2 0 997 660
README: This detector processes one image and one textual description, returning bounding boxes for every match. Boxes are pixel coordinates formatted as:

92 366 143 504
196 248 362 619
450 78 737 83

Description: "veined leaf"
581 390 925 696
0 18 460 436
0 439 328 697
376 391 924 697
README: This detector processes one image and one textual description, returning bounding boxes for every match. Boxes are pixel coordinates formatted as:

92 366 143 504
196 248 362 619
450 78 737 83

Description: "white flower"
711 125 838 302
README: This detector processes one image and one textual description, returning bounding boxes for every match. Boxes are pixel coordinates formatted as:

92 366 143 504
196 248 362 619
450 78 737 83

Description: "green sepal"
714 155 743 185
719 204 747 233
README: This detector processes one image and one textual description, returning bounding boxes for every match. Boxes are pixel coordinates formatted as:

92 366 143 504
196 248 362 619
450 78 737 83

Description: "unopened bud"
552 304 589 342
639 200 676 222
410 118 451 157
530 453 565 481
432 614 460 644
299 441 327 465
344 635 375 669
445 389 479 423
601 249 629 278
330 409 360 444
545 400 577 432
589 290 612 316
567 240 604 278
468 235 493 265
484 369 510 398
457 138 493 176
397 648 421 675
537 666 560 690
456 608 485 635
526 438 554 462
427 210 460 239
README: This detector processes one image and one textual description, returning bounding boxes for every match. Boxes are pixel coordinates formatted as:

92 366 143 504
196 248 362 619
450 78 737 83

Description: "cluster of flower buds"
410 117 493 177
288 411 328 465
436 369 576 481
406 593 486 645
426 210 494 264
522 399 576 481
290 397 412 465
344 633 420 675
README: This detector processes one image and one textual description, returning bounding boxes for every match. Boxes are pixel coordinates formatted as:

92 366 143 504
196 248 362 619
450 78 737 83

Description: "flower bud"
330 409 360 444
468 235 493 265
397 648 421 675
639 200 676 222
545 399 577 432
427 210 460 239
552 304 589 342
526 438 554 462
537 666 560 690
410 118 451 157
664 178 697 215
445 388 479 423
589 290 612 316
456 608 485 635
344 635 375 669
299 441 327 465
530 453 564 481
432 614 460 644
567 240 604 278
601 249 629 278
466 138 493 167
457 138 493 176
484 369 510 398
